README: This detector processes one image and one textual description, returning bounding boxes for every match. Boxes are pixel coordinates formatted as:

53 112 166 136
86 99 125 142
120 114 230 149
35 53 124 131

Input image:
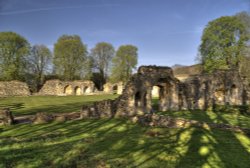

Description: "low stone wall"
103 82 124 94
135 114 250 133
0 108 14 126
0 81 30 97
39 80 96 96
81 99 117 118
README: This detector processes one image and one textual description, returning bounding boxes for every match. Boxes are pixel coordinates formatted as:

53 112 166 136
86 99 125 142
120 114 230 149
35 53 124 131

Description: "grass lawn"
0 94 118 116
151 98 250 129
156 110 250 129
0 96 250 167
0 118 250 168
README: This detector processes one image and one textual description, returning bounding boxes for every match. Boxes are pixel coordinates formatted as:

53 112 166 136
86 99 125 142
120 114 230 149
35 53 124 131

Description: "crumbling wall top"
138 65 173 77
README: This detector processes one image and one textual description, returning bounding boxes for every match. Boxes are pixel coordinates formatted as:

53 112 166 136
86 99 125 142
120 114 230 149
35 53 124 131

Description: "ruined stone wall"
103 82 124 94
180 70 249 110
0 81 30 97
81 66 250 118
39 80 96 96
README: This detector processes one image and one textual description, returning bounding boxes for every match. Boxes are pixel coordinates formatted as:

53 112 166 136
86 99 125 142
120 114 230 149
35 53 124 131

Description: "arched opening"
64 85 73 95
112 85 118 94
75 86 81 95
214 89 225 104
83 86 91 94
230 84 238 104
151 86 160 111
151 86 160 98
134 92 147 107
135 92 141 107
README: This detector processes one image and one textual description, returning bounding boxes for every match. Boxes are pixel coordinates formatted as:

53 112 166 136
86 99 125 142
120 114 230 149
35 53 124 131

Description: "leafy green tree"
198 15 249 73
235 12 250 81
81 56 94 80
28 45 52 91
235 12 250 34
90 42 115 89
0 32 30 81
53 35 87 80
111 45 138 82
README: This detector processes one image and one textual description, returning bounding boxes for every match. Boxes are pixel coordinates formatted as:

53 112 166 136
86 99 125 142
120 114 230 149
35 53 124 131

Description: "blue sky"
0 0 249 67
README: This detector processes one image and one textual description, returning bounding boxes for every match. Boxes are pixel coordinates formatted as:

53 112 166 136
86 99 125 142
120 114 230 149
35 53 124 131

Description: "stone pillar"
170 84 179 110
159 85 168 111
146 89 152 113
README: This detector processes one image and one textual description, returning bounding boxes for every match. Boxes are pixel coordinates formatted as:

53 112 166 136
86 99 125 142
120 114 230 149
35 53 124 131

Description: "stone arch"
83 86 91 94
64 85 73 95
75 86 81 95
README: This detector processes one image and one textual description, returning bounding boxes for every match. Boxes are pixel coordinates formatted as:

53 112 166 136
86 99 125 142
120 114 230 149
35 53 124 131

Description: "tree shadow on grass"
0 103 25 111
1 116 250 167
0 118 190 167
176 110 250 168
11 101 98 116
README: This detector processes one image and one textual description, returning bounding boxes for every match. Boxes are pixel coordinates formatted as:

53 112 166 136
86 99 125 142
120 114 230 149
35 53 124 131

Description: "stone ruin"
0 108 14 126
103 82 124 94
0 81 30 97
81 65 250 118
39 80 96 96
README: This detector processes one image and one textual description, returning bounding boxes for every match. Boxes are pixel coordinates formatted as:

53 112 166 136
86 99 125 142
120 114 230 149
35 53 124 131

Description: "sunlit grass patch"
157 110 250 129
0 94 118 116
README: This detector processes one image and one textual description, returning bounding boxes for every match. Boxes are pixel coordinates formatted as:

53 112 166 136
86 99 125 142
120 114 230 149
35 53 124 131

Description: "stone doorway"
151 86 160 111
134 91 148 115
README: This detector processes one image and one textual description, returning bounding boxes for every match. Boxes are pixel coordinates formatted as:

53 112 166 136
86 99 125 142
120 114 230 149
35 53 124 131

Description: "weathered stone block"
0 108 14 125
33 112 53 124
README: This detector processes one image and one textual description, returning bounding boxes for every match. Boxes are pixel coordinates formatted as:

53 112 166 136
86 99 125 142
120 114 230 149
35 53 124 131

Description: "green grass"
156 110 250 129
152 98 250 129
0 119 249 168
0 94 118 116
0 96 249 167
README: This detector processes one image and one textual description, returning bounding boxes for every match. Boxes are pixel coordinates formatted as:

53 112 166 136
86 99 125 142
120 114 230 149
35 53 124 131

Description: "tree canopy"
0 32 30 81
199 14 249 73
53 35 87 80
28 44 52 91
90 42 115 89
111 45 138 82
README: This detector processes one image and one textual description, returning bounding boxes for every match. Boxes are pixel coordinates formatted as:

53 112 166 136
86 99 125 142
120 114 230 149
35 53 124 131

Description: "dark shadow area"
0 103 25 111
176 110 250 168
151 98 159 111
